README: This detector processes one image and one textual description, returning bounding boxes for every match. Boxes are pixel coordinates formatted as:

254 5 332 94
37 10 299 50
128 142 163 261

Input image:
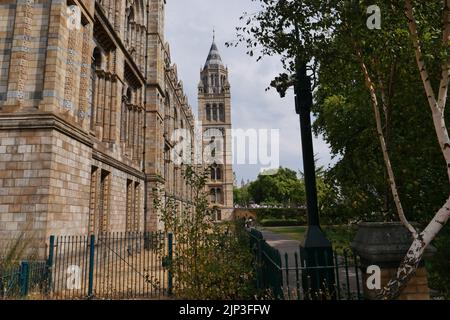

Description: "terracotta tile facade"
0 0 201 257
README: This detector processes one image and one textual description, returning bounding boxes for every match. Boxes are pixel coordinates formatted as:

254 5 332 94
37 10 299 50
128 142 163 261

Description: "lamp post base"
300 225 336 299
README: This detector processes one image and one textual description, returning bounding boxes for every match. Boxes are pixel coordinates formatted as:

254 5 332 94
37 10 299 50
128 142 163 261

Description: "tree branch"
353 45 417 236
438 0 450 112
405 0 450 181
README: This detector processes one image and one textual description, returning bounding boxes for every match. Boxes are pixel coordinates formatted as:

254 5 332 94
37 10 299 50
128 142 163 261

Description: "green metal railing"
46 231 172 300
248 229 363 300
0 261 47 299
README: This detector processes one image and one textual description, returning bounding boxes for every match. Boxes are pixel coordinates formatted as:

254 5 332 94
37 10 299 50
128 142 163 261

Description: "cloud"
165 0 333 182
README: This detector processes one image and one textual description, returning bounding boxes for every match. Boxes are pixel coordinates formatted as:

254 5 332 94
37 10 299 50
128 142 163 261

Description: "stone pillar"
351 222 436 300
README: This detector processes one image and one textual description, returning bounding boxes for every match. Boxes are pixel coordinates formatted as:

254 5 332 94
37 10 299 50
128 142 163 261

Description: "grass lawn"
260 225 357 253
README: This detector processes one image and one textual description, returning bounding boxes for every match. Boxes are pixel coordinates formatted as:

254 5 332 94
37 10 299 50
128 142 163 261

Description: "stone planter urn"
351 222 436 300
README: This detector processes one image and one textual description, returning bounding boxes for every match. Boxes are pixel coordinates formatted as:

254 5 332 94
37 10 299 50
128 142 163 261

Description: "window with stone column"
121 84 144 162
98 170 111 234
89 166 111 235
210 188 223 204
211 163 223 181
126 179 141 232
124 0 146 73
90 46 118 143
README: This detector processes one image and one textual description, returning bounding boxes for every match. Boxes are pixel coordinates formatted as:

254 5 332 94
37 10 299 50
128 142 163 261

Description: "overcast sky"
165 0 334 183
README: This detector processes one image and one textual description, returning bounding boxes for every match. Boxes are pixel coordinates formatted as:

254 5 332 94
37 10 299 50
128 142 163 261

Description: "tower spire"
204 31 224 69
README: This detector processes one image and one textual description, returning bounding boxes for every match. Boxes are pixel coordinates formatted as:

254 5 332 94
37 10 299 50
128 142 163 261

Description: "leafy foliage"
427 226 450 299
154 166 256 300
247 167 305 206
233 185 252 207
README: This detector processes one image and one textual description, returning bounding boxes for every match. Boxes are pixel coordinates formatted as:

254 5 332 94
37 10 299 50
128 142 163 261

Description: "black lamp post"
293 62 335 299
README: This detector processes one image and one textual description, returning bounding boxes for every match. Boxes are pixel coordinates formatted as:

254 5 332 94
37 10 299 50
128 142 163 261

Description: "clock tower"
198 34 234 220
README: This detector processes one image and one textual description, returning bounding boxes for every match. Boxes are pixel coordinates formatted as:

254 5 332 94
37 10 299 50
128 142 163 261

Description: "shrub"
154 166 256 300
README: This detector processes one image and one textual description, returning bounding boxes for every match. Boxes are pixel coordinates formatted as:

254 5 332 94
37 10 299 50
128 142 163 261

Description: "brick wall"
46 130 92 237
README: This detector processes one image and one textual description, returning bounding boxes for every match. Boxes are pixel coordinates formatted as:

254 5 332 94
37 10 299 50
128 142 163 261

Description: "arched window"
211 164 223 181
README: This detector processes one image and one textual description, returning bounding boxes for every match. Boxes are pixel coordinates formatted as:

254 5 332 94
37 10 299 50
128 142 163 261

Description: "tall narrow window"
210 188 223 204
134 182 141 232
212 104 218 121
88 167 98 235
213 208 222 221
219 104 225 122
211 164 222 181
210 188 217 203
98 170 110 234
90 48 102 130
120 90 129 142
125 179 141 232
126 179 133 232
206 104 211 121
216 188 223 204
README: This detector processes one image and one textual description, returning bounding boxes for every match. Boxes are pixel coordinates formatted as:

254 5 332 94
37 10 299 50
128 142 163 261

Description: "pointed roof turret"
204 30 224 69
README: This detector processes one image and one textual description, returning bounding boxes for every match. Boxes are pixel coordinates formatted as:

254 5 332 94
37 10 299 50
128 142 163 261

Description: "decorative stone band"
0 112 145 180
0 112 93 148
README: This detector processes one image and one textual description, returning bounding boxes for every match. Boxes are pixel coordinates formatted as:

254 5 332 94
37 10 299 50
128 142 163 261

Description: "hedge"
259 219 304 227
253 208 308 224
235 207 335 226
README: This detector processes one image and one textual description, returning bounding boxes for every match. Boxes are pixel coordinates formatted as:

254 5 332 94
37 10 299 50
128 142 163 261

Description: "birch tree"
231 0 450 299
376 0 450 299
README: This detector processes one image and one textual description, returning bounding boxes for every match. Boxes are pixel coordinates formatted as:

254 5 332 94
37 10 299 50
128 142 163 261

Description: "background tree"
233 184 252 207
247 167 306 206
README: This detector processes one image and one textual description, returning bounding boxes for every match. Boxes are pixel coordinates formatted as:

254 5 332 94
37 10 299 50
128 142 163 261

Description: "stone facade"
198 38 234 220
0 0 195 257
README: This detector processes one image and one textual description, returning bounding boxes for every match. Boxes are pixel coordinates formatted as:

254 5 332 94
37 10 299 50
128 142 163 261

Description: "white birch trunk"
377 0 450 299
354 48 417 235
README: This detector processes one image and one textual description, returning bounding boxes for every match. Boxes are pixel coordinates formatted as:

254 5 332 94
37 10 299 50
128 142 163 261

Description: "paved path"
258 228 363 299
259 229 302 268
